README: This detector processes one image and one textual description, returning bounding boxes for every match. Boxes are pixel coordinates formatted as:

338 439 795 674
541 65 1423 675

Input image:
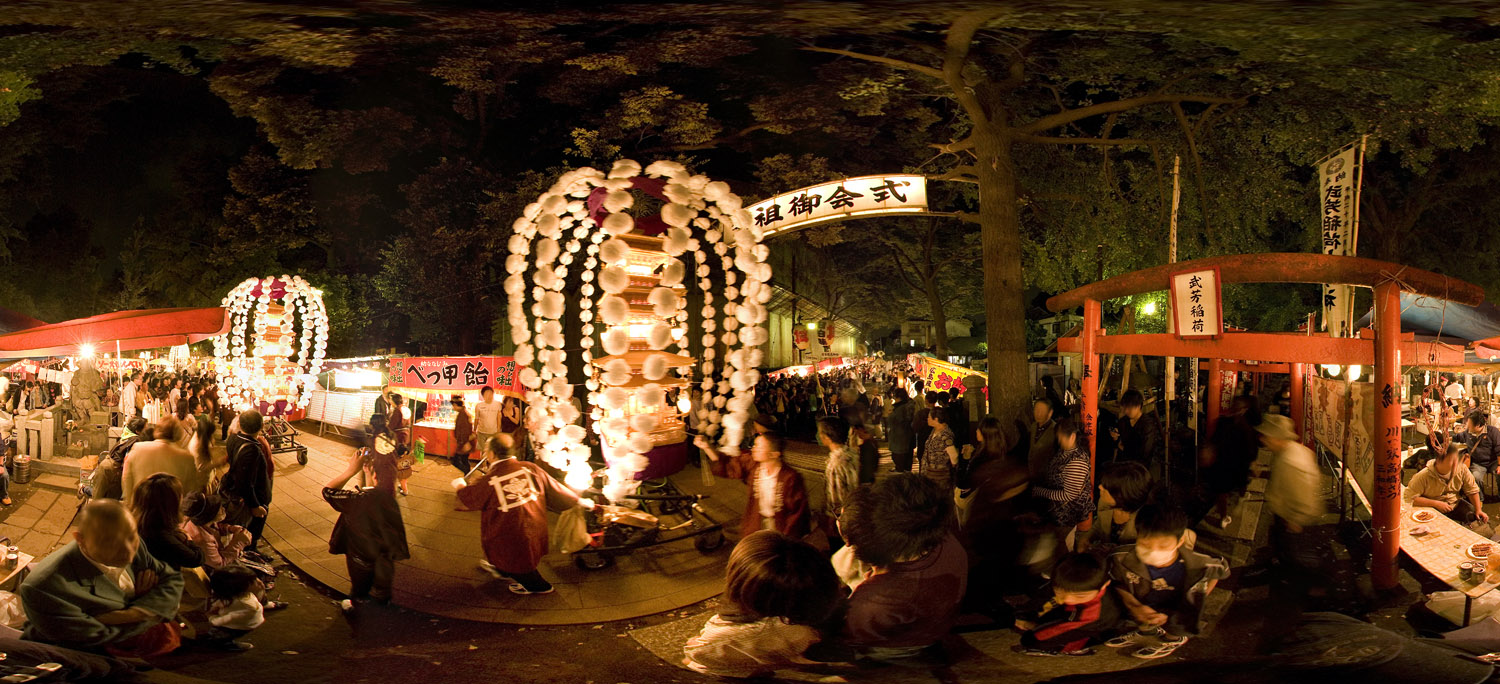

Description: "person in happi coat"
453 436 591 595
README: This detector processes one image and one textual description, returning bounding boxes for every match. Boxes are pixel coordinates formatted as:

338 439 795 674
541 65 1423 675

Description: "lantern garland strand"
213 276 330 413
508 160 771 502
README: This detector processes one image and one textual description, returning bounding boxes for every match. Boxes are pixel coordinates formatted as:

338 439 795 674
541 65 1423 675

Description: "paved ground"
263 431 738 624
0 433 1484 683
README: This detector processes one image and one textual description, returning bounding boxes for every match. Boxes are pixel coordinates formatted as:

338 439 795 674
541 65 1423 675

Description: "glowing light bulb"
1141 301 1158 316
1322 364 1342 377
1346 365 1362 381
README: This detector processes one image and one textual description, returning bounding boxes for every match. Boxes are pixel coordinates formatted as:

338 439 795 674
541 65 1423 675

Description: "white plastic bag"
0 590 25 629
551 506 591 555
1426 590 1500 626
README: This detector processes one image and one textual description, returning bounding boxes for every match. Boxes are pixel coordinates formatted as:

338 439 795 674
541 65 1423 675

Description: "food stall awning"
1355 293 1500 346
0 307 228 359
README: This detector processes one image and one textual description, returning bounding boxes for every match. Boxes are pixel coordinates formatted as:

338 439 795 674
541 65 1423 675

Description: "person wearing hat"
1406 442 1489 525
1257 414 1326 589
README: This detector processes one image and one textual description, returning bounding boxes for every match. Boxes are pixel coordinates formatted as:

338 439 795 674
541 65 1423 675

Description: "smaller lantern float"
213 275 329 464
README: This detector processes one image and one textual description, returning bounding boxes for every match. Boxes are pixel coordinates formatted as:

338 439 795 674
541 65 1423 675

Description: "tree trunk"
978 133 1030 424
925 277 950 355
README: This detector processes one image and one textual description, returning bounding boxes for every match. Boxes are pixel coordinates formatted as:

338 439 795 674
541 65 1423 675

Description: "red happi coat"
739 464 811 540
457 458 579 575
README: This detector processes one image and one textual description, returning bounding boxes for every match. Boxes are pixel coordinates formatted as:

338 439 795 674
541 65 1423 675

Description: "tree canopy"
0 0 1496 364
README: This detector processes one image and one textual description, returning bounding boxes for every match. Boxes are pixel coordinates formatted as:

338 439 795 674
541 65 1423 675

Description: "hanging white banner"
1170 268 1223 339
1317 143 1362 338
747 175 929 238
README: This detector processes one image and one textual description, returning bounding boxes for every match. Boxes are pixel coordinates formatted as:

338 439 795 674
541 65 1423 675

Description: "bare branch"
800 46 944 80
1171 102 1212 236
931 135 976 154
956 211 982 225
1017 94 1244 135
931 165 978 182
943 10 1005 121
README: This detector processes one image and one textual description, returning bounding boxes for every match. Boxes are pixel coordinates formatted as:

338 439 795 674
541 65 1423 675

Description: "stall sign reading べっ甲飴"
387 356 523 398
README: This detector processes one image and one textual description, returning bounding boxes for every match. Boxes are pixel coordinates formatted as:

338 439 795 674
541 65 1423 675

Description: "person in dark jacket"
885 389 917 473
946 387 970 452
1202 396 1260 528
93 417 148 502
1112 390 1162 477
220 411 272 554
325 445 409 609
913 392 937 463
448 396 478 476
1455 410 1500 492
130 473 203 571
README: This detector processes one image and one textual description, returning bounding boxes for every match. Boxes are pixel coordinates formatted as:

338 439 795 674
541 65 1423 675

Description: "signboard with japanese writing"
1309 375 1376 503
387 356 524 398
1169 268 1222 339
1317 144 1362 338
746 175 929 238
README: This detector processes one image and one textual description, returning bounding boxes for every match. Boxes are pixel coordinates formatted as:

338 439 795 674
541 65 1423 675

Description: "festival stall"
906 353 989 398
767 365 812 379
386 356 525 458
307 359 388 437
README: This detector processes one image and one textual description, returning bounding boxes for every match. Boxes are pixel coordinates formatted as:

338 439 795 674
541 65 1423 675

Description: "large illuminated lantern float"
507 160 771 502
214 276 330 417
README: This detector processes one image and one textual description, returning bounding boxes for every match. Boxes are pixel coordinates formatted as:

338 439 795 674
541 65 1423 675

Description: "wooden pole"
1165 155 1180 477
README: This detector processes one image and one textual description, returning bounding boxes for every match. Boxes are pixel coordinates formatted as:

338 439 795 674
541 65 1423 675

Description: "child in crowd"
683 530 841 678
180 492 252 570
1086 462 1198 553
1106 504 1229 659
205 565 286 651
1013 552 1123 656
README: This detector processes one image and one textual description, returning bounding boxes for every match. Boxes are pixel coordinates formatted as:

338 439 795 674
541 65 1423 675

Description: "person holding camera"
324 445 409 611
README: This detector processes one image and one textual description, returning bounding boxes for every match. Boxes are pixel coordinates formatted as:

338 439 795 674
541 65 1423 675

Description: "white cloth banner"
1170 269 1222 338
1318 145 1360 337
747 175 928 237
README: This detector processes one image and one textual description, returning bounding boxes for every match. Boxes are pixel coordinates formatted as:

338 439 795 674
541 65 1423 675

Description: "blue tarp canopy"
1355 293 1500 368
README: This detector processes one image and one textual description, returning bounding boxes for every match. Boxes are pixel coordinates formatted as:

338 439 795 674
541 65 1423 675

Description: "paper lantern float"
508 159 771 502
213 276 329 417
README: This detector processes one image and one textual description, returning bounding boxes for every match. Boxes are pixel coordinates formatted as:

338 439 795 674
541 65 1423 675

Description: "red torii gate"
1048 253 1480 591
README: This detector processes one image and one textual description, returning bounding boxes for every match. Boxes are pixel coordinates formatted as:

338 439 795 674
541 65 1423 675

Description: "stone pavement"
0 472 85 560
264 429 742 625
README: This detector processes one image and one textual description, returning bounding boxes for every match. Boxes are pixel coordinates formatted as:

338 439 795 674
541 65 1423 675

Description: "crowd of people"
677 362 1341 679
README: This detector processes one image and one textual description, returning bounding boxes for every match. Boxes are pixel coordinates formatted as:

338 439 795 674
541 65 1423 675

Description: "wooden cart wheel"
574 552 614 571
694 529 725 553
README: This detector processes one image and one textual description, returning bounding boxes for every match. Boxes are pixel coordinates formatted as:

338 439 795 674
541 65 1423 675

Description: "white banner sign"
747 174 929 237
1318 144 1361 338
1170 269 1223 338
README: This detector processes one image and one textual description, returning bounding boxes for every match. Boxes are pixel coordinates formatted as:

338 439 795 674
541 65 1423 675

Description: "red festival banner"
387 356 524 397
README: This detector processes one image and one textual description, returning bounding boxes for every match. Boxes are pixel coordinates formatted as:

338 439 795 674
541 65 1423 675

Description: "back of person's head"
182 491 223 527
131 473 184 534
925 391 941 406
1052 552 1108 593
1100 461 1152 512
758 431 786 454
1120 389 1144 409
948 387 961 402
487 435 514 457
367 448 398 495
126 416 147 434
209 565 258 601
892 387 908 402
1057 417 1080 441
723 530 840 625
154 415 182 443
817 416 850 445
238 409 263 435
175 399 189 420
1231 395 1261 424
1041 375 1055 389
977 416 1007 455
1134 503 1189 542
77 499 139 566
843 474 953 567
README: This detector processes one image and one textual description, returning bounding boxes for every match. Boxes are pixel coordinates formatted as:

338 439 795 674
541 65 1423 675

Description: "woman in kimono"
454 436 591 595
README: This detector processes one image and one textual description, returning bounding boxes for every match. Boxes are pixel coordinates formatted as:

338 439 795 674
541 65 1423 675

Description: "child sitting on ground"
1013 552 1123 656
205 565 287 651
683 530 841 678
1106 504 1229 660
180 492 252 570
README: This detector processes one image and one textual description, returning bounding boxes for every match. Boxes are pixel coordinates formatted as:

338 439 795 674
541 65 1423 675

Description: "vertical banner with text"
1317 142 1364 338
